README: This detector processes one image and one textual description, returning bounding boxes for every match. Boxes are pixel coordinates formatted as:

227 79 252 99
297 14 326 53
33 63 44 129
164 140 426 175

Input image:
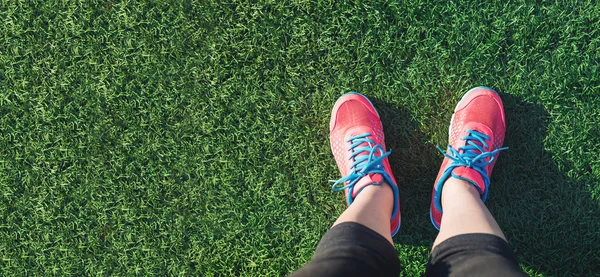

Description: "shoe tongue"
351 173 383 198
451 166 485 195
344 125 376 166
458 123 493 153
343 127 384 198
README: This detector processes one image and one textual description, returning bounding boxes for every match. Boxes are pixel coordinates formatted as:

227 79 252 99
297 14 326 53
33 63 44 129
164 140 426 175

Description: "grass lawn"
1 1 600 276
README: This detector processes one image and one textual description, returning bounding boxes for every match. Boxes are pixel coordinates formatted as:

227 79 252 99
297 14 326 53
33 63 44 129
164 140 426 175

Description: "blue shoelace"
436 129 508 203
330 133 399 219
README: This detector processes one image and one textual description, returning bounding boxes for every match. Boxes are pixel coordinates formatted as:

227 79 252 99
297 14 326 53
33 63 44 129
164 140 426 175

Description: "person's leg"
433 177 505 248
426 87 526 276
332 182 394 244
291 184 399 277
290 93 401 277
426 177 525 276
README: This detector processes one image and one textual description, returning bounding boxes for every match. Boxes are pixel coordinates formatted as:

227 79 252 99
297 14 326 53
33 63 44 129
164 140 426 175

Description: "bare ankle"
441 177 481 207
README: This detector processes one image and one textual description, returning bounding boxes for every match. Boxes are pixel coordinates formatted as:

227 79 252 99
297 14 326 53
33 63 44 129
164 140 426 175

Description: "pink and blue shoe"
329 93 401 236
430 87 508 230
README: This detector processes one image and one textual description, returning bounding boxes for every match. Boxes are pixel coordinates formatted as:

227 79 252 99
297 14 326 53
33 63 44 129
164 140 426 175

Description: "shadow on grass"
371 94 600 276
493 93 600 276
369 98 442 243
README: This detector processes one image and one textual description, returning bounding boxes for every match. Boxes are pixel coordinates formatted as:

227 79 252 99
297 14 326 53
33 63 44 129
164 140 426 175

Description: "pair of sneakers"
329 87 507 236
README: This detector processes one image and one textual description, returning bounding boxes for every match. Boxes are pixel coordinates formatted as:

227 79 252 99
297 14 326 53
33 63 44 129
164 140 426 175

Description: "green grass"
1 0 599 276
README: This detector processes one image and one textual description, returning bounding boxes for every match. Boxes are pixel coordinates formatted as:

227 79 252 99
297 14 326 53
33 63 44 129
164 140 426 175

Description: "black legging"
290 222 527 277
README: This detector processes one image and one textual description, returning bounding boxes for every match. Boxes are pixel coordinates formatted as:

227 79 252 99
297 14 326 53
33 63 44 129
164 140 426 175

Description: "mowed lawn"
1 1 599 276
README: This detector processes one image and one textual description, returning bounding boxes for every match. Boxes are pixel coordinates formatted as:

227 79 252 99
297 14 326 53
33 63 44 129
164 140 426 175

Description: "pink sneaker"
329 92 400 236
430 87 508 230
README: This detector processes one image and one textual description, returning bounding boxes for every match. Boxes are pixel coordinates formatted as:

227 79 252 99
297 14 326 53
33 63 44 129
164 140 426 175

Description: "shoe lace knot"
437 129 508 189
330 133 392 191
